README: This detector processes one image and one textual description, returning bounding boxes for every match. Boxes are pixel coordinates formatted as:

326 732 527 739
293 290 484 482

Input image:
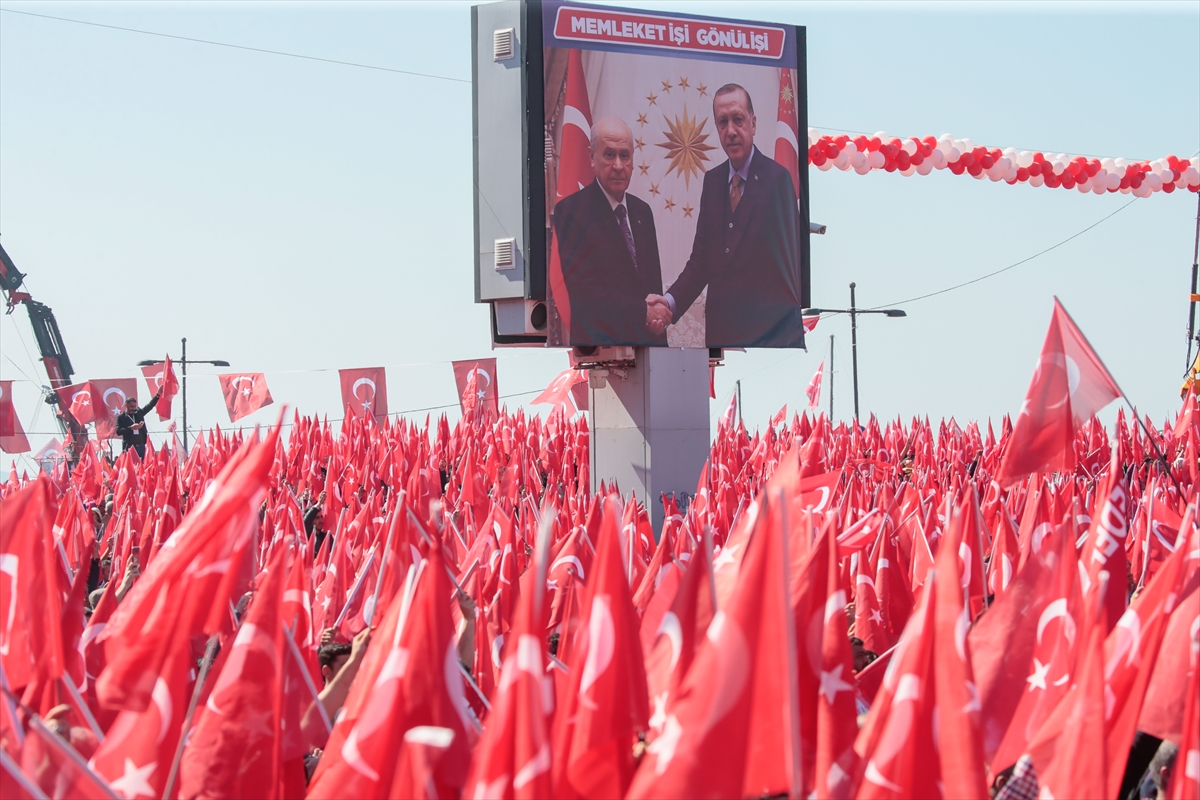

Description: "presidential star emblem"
781 84 794 104
109 758 157 799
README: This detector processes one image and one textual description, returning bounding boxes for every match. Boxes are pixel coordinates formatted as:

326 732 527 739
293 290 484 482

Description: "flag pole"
1053 297 1185 498
161 634 219 800
776 490 804 800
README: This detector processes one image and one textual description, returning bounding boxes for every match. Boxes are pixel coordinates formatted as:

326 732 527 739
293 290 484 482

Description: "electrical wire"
0 8 471 84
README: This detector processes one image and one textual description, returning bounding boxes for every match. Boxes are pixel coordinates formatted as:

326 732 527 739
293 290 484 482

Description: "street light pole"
138 337 229 454
849 282 860 421
803 284 907 422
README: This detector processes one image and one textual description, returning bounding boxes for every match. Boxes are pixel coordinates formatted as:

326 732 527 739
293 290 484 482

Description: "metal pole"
735 379 742 425
1187 193 1200 371
181 337 188 454
849 282 860 421
828 334 834 420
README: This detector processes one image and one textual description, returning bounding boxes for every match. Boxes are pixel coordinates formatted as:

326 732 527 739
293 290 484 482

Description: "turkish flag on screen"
997 298 1121 486
773 66 801 197
91 378 139 439
141 355 179 420
0 381 31 454
338 367 387 420
217 373 273 422
452 358 498 418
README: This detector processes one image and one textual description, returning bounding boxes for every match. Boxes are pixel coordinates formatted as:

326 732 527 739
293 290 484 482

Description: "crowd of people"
1 393 1197 799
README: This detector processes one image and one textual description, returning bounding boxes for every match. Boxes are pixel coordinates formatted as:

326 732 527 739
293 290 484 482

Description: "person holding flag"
115 386 162 458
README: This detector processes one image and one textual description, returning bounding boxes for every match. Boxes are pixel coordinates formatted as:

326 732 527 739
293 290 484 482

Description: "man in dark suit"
552 117 668 346
646 84 805 348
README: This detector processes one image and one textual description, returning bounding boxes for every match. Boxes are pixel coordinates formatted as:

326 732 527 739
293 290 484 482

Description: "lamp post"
138 337 229 453
804 282 906 420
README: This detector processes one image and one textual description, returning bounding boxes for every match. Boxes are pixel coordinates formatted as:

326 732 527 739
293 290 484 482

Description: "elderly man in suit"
646 84 805 348
552 117 668 346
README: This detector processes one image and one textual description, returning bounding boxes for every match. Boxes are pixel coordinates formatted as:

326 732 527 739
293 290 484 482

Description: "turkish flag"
546 47 592 345
140 355 178 420
452 358 498 419
56 381 100 426
532 368 586 415
997 298 1122 486
91 378 138 439
339 367 388 421
0 380 31 454
218 372 274 422
773 66 801 197
806 362 825 412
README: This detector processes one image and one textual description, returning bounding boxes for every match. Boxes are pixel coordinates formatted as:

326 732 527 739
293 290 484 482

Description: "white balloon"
807 128 819 146
900 166 916 176
843 141 858 156
1092 182 1106 195
872 131 889 142
1177 176 1189 190
1017 150 1034 168
988 169 1004 182
946 146 961 163
997 157 1012 171
1077 182 1091 193
851 152 867 169
1105 172 1121 190
1146 173 1163 190
1190 157 1200 170
868 151 886 169
834 153 851 170
1183 166 1199 185
901 139 918 156
930 149 947 168
1119 185 1131 194
1114 158 1128 169
1030 174 1045 187
936 139 954 155
960 138 974 151
1100 157 1115 171
1006 167 1019 181
854 162 872 175
916 161 934 176
818 160 832 171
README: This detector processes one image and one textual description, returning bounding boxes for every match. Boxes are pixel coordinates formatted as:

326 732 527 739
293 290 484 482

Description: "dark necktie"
730 173 743 213
615 204 638 275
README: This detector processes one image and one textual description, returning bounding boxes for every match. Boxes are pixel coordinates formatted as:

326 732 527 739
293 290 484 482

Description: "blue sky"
1 1 1197 473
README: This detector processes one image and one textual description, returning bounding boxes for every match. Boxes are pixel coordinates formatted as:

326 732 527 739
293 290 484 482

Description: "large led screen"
542 1 809 348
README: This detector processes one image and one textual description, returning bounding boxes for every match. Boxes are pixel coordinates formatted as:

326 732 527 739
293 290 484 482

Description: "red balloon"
1032 152 1046 163
868 136 881 151
896 151 911 169
1061 173 1076 189
949 161 966 175
1119 176 1131 189
960 152 975 167
910 152 924 166
1016 167 1030 181
1028 162 1043 176
1164 182 1176 193
967 163 983 177
1086 161 1100 177
1045 173 1061 188
980 155 995 169
922 136 937 147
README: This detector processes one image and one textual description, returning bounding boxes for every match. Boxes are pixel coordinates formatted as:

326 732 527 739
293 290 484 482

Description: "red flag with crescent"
217 373 274 423
56 382 97 426
91 378 139 439
0 380 31 454
141 355 179 420
452 358 499 419
773 67 801 197
338 367 388 420
996 298 1121 487
547 47 593 345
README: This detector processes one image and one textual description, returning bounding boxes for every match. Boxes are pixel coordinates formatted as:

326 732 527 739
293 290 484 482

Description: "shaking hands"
646 294 672 335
